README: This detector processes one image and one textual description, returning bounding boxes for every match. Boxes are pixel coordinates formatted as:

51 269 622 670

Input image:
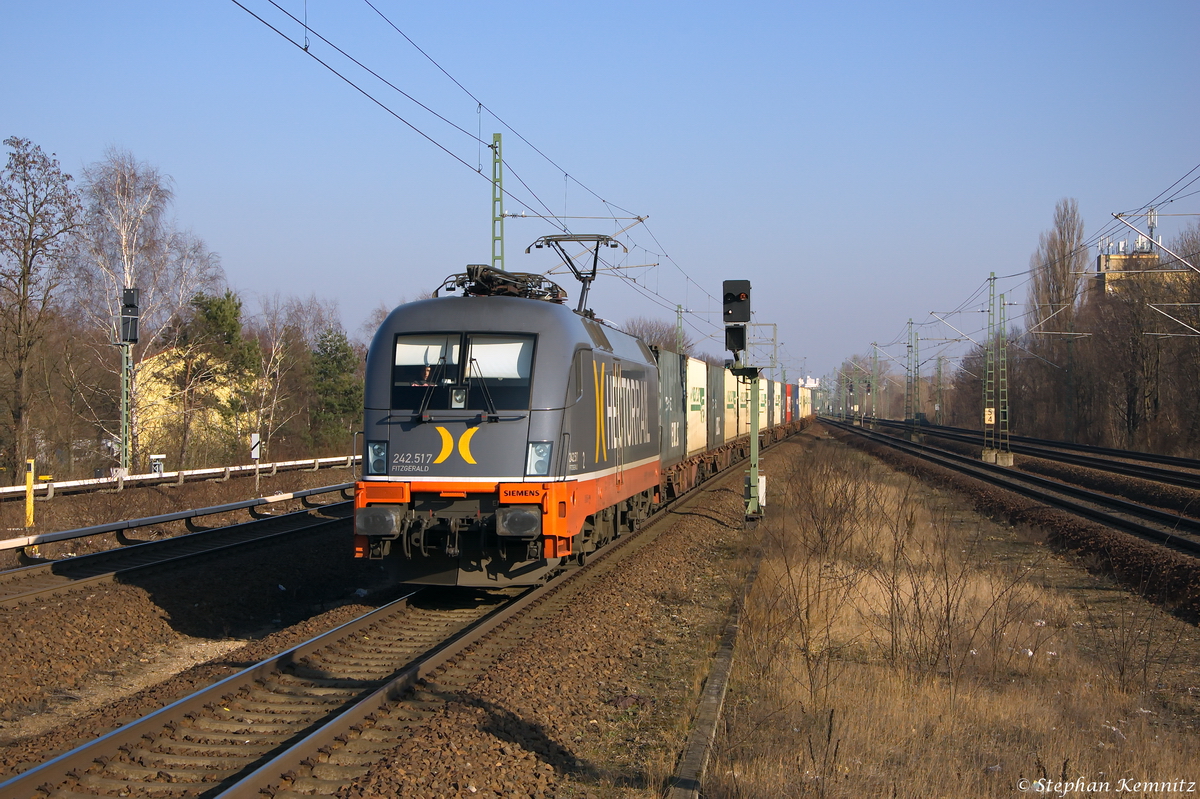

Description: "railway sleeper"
273 673 380 691
306 651 421 667
302 661 412 678
310 762 373 781
214 708 327 726
260 678 363 698
236 698 339 714
88 758 234 782
288 665 390 683
357 718 432 741
91 761 236 782
320 641 430 654
170 729 295 746
281 775 354 794
297 661 406 679
189 716 306 735
318 640 416 655
127 748 245 769
294 669 392 684
74 774 203 795
154 739 278 757
327 739 400 761
245 687 346 706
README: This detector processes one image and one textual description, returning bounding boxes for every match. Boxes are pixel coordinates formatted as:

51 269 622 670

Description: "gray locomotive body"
355 293 661 586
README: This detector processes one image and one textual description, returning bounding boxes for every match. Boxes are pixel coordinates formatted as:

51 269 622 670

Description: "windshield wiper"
416 358 449 419
468 359 499 419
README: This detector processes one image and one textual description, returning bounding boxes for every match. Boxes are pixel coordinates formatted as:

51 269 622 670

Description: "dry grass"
709 440 1200 798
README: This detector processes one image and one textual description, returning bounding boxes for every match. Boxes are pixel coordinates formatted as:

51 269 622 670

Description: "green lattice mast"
491 133 504 271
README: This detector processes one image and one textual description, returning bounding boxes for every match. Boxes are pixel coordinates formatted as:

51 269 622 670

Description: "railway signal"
120 287 139 344
725 324 746 353
722 280 751 323
117 286 140 474
722 278 762 525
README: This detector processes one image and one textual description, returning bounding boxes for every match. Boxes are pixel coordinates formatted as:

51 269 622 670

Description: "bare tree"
1024 198 1088 440
244 293 308 462
1027 198 1087 332
72 148 223 468
245 293 349 461
0 137 81 480
284 293 343 350
356 293 434 347
622 315 694 354
359 301 392 345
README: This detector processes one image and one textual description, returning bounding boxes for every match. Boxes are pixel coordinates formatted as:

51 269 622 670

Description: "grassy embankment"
708 439 1199 798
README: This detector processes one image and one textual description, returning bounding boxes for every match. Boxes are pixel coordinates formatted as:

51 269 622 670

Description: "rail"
0 454 360 504
824 418 1200 557
0 482 355 553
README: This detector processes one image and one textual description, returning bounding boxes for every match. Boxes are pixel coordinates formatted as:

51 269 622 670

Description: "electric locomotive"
354 263 661 586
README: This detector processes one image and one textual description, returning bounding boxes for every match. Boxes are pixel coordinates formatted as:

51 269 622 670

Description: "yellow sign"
25 459 34 529
984 408 995 425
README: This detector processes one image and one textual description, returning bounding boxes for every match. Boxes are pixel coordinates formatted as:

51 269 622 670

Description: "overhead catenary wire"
867 164 1200 384
357 0 727 317
229 0 566 226
242 0 727 333
360 0 642 222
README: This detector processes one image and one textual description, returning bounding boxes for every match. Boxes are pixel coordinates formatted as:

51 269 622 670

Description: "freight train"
353 264 809 586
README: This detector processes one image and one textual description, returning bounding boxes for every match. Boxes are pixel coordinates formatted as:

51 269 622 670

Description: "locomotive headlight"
356 505 403 538
366 441 389 475
496 505 542 538
525 441 553 477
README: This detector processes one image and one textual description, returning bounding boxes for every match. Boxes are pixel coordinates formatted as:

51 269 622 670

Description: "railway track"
0 503 351 609
825 418 1200 559
0 586 515 799
0 456 749 799
869 418 1200 491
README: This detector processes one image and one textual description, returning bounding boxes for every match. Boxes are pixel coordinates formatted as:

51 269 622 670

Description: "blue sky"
4 1 1198 380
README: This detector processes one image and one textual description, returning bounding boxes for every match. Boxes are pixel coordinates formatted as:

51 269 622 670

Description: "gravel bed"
1015 454 1200 517
891 428 1200 517
0 438 805 794
338 455 785 798
0 600 378 779
828 424 1200 620
0 521 391 776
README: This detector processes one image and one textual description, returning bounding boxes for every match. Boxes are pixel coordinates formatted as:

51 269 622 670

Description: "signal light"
722 280 751 323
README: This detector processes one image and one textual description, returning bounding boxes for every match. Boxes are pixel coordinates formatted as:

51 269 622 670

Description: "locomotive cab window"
464 334 535 410
391 333 461 410
391 332 534 411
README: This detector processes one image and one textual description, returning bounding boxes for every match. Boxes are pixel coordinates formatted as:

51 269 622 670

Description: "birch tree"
73 148 223 468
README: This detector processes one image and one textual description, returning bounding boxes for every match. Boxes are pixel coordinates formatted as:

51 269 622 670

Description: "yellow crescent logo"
458 426 479 464
433 426 479 465
433 427 454 464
